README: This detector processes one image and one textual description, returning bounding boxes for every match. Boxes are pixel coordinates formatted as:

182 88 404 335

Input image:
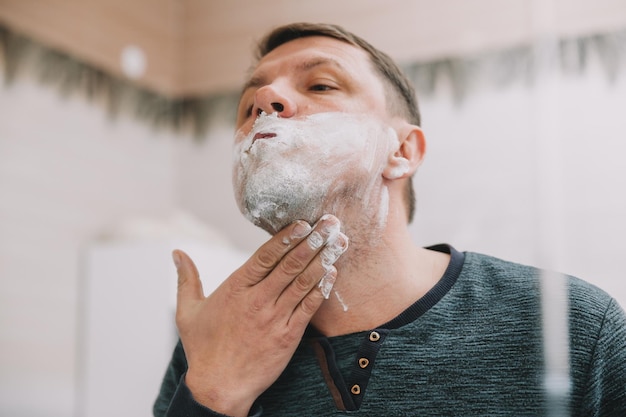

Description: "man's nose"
253 85 296 118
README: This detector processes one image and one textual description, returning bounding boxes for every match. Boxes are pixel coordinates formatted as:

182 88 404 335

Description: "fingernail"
332 232 349 251
318 267 336 299
309 215 341 250
172 250 181 269
321 233 349 269
307 231 324 250
319 214 340 233
323 222 341 243
291 221 312 239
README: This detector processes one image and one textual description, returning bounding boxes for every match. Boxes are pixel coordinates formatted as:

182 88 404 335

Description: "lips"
253 132 277 142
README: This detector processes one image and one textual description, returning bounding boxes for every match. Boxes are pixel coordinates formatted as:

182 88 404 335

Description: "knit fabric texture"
154 246 626 416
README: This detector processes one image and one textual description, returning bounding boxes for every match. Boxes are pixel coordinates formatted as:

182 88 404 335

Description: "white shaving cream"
232 112 398 234
386 157 410 179
333 290 349 312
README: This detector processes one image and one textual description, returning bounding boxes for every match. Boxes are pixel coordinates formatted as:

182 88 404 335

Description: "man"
154 23 626 416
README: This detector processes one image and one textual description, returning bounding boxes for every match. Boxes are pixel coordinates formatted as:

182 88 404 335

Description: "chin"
239 195 323 235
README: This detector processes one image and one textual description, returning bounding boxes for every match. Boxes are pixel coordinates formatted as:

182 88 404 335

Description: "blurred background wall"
1 1 625 416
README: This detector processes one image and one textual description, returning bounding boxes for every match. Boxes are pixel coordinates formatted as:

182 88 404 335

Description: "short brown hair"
255 23 420 222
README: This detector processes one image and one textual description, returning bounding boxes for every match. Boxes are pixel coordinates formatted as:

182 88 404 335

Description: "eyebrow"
240 57 346 96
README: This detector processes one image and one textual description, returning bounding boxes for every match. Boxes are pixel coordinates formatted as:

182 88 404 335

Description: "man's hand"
173 215 348 417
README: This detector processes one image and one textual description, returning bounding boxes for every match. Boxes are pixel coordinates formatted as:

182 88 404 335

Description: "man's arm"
578 299 626 416
156 216 347 417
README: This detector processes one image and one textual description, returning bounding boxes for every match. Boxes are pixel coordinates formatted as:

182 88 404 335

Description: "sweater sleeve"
153 340 262 417
579 299 626 416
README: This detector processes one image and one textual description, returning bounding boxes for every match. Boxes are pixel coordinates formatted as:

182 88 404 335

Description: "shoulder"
462 251 540 281
455 252 542 304
568 275 618 317
441 250 626 412
458 252 622 324
461 252 617 303
568 275 626 353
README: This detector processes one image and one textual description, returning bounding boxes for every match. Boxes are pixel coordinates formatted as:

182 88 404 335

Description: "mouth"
253 132 277 142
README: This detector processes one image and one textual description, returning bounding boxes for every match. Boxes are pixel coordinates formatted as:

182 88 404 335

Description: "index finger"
236 220 312 286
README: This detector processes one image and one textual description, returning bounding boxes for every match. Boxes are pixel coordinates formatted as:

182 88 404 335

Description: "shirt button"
351 384 361 395
358 358 370 368
369 331 381 342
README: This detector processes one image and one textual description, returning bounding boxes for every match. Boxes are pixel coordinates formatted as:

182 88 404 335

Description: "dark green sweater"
154 246 626 416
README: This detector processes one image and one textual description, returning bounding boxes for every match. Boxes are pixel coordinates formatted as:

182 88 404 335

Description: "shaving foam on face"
386 157 410 179
378 186 390 229
232 112 399 235
333 290 349 312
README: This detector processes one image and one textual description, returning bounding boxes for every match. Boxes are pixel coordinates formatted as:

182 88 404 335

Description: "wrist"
184 371 255 417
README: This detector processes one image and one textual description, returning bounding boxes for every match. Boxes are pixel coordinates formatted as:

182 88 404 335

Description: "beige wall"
2 0 626 96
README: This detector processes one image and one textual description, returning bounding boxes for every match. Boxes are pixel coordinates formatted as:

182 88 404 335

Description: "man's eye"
310 84 334 92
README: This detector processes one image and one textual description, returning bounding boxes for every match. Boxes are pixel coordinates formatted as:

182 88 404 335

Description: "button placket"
369 331 381 342
347 328 389 407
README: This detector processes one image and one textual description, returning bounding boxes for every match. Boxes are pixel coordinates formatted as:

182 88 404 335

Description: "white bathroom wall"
0 76 179 417
412 56 626 306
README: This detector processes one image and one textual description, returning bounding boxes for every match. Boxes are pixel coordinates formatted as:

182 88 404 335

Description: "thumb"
173 249 204 303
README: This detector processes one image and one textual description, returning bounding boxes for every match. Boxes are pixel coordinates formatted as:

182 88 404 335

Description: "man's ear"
383 125 426 180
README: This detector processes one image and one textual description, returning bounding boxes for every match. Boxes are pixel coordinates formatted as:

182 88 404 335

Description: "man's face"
235 36 391 133
232 37 398 235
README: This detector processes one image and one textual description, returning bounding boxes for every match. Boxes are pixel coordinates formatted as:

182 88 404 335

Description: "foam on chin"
232 112 397 235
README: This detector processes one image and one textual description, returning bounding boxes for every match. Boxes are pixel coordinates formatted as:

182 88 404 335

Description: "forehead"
246 36 378 85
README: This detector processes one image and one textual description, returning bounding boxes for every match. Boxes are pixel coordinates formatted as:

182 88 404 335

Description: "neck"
310 205 450 337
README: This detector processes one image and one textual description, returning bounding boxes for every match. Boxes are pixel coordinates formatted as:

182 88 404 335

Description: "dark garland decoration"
404 31 626 102
1 23 625 137
0 24 238 137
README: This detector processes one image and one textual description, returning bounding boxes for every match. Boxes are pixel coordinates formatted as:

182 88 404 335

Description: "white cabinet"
78 240 247 417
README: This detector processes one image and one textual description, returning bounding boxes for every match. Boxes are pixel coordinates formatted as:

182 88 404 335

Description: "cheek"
235 123 253 138
231 144 251 195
